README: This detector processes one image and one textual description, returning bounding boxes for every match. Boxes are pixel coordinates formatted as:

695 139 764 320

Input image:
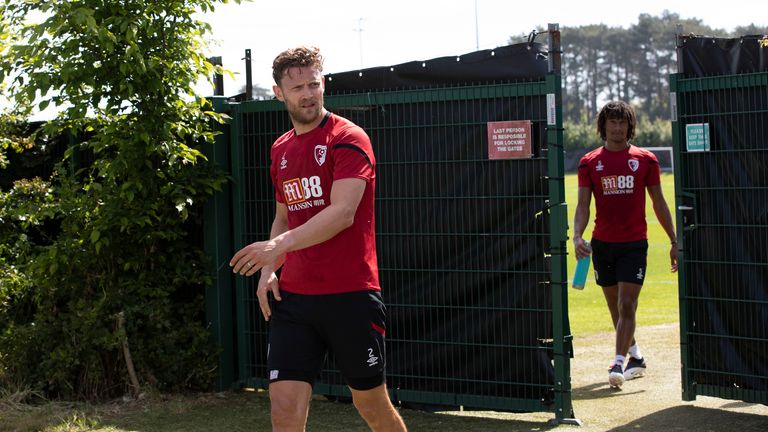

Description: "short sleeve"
332 126 375 182
646 154 661 186
270 147 285 203
577 158 592 188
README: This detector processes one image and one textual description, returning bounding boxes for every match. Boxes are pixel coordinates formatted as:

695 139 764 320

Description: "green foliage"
0 0 240 400
555 12 768 124
0 176 57 391
563 120 602 151
564 117 672 151
634 117 672 148
0 111 33 171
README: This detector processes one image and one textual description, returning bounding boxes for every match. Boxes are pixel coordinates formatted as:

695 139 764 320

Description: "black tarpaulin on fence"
677 35 768 77
675 35 768 401
319 89 555 406
325 42 549 93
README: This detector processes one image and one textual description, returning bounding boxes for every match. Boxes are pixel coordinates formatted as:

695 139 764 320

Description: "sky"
197 0 767 96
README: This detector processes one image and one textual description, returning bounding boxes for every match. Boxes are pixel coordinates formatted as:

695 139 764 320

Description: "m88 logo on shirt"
601 175 635 195
283 176 324 205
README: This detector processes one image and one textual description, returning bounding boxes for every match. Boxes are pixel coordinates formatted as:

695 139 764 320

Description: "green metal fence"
205 43 575 422
670 71 768 404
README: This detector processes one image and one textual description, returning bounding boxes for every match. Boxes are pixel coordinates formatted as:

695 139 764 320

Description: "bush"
564 117 672 151
564 120 602 151
0 1 232 400
634 118 672 148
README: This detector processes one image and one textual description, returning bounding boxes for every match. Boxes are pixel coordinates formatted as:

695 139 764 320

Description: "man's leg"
269 380 313 432
603 282 642 387
602 284 637 353
615 281 642 358
350 383 407 432
602 283 620 330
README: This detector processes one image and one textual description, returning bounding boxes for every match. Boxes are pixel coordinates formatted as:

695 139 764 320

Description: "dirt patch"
437 323 768 431
567 323 768 430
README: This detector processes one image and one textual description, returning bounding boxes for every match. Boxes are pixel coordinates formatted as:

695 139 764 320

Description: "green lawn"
566 172 680 335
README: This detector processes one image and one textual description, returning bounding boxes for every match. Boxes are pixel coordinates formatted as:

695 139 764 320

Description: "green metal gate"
205 31 575 421
671 64 768 403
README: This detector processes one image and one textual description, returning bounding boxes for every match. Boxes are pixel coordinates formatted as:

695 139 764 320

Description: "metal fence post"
203 96 236 390
545 23 578 425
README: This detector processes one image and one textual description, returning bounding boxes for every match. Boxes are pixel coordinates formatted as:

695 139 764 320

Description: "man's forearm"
573 208 589 240
271 202 355 257
267 216 289 271
654 202 677 243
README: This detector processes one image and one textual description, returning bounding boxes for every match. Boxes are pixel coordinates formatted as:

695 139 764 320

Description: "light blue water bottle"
572 241 591 290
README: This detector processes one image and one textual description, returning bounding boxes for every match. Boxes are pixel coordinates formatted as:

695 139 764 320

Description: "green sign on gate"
685 123 710 152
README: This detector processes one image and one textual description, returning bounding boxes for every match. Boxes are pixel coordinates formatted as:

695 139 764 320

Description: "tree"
0 0 240 399
554 11 762 140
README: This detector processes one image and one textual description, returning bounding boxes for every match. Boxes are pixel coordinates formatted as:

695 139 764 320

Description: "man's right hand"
573 236 591 260
257 271 281 321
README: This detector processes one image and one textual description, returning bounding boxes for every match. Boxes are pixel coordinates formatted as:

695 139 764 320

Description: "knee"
353 398 378 420
270 392 307 427
617 298 637 318
353 394 394 426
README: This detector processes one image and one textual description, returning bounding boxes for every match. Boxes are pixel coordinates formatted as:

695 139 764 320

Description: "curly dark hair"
596 100 637 141
272 46 324 85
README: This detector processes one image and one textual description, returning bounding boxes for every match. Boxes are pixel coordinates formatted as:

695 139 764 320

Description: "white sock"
628 344 642 360
614 354 626 366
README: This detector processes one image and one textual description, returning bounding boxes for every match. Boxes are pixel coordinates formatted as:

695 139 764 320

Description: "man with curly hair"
573 100 678 389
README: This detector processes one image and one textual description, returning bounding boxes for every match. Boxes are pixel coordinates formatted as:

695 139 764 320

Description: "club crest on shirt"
628 158 639 172
314 145 327 166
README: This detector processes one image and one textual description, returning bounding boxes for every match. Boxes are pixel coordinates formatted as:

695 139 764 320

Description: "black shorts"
591 239 648 287
266 290 387 391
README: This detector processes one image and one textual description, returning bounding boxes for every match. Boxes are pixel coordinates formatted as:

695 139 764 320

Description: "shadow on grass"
312 397 562 432
397 406 561 432
27 389 766 432
573 381 645 401
44 391 563 432
605 405 768 432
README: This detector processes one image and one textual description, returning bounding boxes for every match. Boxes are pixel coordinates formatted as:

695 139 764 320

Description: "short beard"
287 103 322 127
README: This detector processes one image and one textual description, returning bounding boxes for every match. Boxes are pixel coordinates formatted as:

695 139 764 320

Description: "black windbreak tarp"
676 35 768 399
325 42 549 93
678 35 768 77
311 43 558 407
324 86 556 406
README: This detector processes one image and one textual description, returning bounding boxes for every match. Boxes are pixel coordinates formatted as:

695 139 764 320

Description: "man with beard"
230 46 406 431
572 101 678 389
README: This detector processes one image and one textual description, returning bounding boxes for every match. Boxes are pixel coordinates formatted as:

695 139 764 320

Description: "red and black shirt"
577 145 661 243
270 112 379 295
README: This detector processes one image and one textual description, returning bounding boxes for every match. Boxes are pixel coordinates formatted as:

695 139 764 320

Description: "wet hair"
272 46 324 85
596 100 637 141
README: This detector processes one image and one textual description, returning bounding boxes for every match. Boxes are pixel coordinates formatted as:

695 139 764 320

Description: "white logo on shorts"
270 370 279 380
636 267 644 280
366 348 379 367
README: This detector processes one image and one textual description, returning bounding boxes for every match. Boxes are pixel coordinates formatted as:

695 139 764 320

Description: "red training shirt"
269 112 380 295
577 145 661 243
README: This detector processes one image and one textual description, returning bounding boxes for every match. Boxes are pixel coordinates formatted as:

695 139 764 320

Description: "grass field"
566 172 679 335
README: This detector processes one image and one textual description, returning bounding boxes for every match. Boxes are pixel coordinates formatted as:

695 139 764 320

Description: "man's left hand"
230 240 281 276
